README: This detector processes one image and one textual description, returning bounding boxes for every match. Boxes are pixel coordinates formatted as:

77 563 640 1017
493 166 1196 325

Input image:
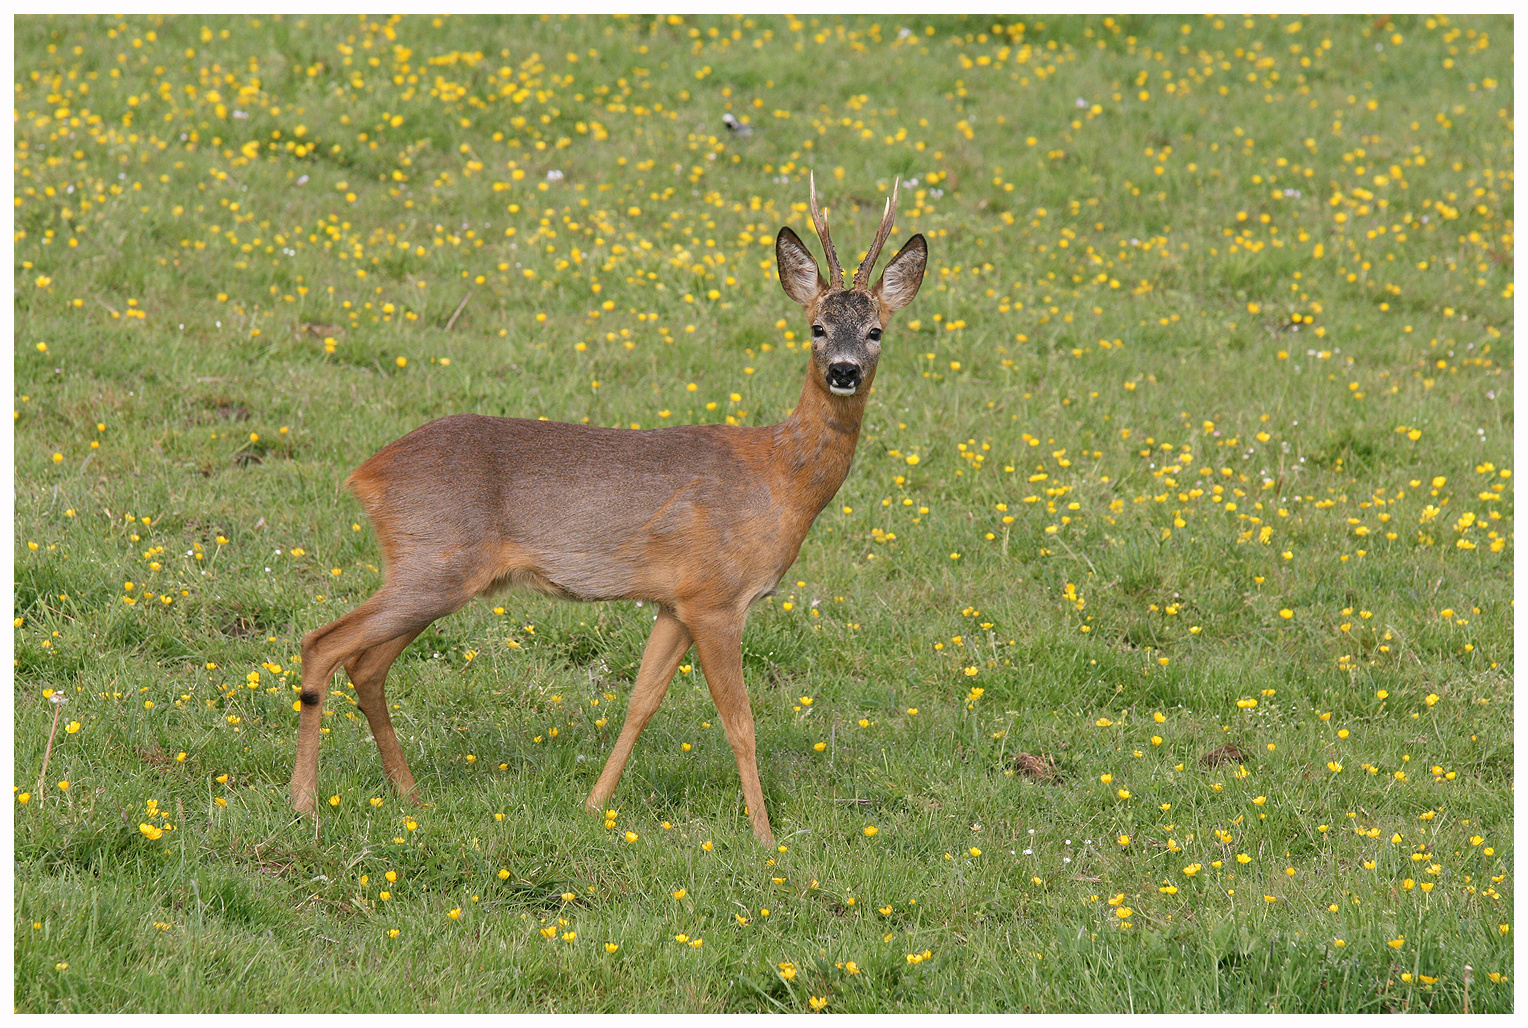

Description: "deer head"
775 174 928 398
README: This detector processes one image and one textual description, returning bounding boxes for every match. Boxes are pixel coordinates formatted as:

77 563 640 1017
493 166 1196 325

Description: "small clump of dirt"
137 745 177 771
299 322 345 340
1014 752 1057 781
1200 743 1245 767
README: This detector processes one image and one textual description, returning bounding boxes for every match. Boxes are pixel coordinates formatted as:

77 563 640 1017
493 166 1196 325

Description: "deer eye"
868 328 882 342
811 324 825 338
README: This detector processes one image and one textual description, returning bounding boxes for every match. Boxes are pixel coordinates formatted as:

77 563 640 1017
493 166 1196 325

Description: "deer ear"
776 227 826 307
873 234 927 313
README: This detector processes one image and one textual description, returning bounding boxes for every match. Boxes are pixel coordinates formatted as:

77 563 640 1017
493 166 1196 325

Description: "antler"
853 177 900 291
808 171 844 291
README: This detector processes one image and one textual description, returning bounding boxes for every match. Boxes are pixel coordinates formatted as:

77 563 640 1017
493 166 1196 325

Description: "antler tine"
853 177 900 291
808 171 844 291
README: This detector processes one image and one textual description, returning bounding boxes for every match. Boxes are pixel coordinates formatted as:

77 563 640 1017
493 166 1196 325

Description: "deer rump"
347 413 810 611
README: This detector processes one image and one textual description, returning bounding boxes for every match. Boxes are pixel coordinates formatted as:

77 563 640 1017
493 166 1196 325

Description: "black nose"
827 362 862 392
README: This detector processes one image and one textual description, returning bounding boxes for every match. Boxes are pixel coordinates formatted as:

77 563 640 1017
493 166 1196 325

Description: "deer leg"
291 585 461 814
344 630 423 802
586 608 692 813
690 617 774 847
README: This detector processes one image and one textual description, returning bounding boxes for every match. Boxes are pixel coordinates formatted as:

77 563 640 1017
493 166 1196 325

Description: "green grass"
13 12 1513 1013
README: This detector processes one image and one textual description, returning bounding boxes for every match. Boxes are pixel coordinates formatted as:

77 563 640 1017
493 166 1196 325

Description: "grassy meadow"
11 13 1514 1013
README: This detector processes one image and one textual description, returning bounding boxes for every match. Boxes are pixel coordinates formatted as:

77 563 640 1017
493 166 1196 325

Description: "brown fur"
289 180 927 845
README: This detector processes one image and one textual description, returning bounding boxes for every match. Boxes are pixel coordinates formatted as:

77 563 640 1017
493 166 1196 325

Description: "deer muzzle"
826 362 863 395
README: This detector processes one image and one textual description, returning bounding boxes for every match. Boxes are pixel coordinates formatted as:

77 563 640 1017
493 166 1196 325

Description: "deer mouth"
826 362 862 395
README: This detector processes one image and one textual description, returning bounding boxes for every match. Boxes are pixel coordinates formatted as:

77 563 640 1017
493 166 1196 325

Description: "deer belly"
490 496 793 608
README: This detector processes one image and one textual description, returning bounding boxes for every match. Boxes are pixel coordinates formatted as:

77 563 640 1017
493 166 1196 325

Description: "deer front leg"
689 616 774 847
586 607 693 813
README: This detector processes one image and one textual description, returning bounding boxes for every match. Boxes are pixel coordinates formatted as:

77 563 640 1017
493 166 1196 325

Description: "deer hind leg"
586 607 693 813
689 616 774 847
290 583 466 814
344 630 423 803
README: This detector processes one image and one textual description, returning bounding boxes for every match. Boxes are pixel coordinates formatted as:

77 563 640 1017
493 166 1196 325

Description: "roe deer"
290 175 926 845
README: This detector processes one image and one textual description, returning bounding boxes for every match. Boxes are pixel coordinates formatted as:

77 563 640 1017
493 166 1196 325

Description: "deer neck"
770 373 870 517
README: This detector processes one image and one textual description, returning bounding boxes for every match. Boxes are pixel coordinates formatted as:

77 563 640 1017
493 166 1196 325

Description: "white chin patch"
828 384 858 396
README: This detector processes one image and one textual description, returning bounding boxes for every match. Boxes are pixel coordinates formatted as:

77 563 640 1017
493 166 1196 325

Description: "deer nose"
826 362 862 394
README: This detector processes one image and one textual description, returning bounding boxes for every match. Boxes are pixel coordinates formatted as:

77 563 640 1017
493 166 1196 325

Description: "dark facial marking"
817 290 879 322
